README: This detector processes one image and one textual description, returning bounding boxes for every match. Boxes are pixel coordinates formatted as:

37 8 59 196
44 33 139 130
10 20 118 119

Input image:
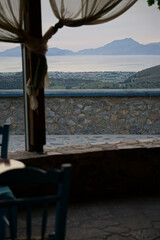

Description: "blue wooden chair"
0 124 10 159
0 124 17 239
0 164 72 240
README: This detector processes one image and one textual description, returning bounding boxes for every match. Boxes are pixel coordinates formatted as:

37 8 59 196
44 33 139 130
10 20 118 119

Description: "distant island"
0 65 160 90
0 38 160 57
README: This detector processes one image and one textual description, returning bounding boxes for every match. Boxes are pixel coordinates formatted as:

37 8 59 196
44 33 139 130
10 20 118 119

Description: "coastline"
1 55 160 72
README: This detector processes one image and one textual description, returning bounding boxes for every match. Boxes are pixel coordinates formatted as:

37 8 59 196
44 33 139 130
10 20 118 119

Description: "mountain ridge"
123 64 160 88
0 38 160 56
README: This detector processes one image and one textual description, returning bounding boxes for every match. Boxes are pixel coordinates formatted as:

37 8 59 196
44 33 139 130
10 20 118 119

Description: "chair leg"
0 208 7 239
0 207 17 239
11 207 17 238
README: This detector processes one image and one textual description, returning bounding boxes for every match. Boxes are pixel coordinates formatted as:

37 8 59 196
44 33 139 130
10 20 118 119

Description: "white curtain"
0 0 52 110
49 0 137 27
0 0 137 110
0 0 24 43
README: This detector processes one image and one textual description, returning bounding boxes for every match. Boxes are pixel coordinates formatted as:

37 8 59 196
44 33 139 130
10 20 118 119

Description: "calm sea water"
0 55 160 72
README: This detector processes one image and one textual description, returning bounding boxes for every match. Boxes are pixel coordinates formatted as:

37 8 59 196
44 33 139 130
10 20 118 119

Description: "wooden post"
22 0 46 152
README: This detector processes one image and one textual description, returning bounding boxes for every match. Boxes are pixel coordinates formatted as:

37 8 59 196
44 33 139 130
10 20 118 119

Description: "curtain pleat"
49 0 137 26
0 0 24 43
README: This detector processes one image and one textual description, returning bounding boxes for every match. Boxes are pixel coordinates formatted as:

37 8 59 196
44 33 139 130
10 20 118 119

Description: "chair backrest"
0 124 10 159
0 164 72 240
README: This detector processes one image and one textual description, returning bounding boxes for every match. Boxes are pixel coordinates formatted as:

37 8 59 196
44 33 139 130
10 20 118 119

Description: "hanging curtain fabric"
0 0 53 54
0 0 137 110
0 0 24 43
0 0 52 110
49 0 137 28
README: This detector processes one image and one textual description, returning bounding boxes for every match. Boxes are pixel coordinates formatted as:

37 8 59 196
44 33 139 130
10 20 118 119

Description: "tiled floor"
16 195 160 240
66 196 160 240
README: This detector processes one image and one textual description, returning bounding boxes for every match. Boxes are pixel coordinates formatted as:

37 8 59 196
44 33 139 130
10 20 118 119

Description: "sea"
0 55 160 72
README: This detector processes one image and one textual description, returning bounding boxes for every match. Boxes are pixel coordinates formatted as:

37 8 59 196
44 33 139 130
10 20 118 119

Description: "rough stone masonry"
0 96 160 135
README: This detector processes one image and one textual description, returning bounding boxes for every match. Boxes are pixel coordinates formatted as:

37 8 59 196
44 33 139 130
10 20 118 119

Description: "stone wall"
0 97 24 134
0 95 160 134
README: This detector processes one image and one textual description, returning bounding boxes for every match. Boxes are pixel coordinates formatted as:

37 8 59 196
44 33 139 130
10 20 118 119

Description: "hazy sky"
41 0 160 51
0 0 160 52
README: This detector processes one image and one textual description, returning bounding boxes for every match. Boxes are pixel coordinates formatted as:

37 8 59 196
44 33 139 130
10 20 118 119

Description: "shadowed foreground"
16 195 160 240
8 135 160 239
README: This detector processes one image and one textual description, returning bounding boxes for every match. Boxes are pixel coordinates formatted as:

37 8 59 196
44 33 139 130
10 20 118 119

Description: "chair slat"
8 207 16 240
41 203 48 240
0 124 10 159
26 205 32 240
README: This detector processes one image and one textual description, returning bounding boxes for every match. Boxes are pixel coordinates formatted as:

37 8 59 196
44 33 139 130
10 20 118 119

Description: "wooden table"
0 159 25 173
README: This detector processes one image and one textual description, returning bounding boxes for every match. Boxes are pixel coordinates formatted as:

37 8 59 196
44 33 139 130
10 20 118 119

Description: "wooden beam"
22 0 46 152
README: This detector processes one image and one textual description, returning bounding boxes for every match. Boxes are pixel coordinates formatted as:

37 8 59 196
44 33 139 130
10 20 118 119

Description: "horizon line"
1 37 160 53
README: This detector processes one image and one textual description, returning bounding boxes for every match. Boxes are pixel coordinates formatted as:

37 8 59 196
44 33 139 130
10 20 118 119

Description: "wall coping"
0 89 160 98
